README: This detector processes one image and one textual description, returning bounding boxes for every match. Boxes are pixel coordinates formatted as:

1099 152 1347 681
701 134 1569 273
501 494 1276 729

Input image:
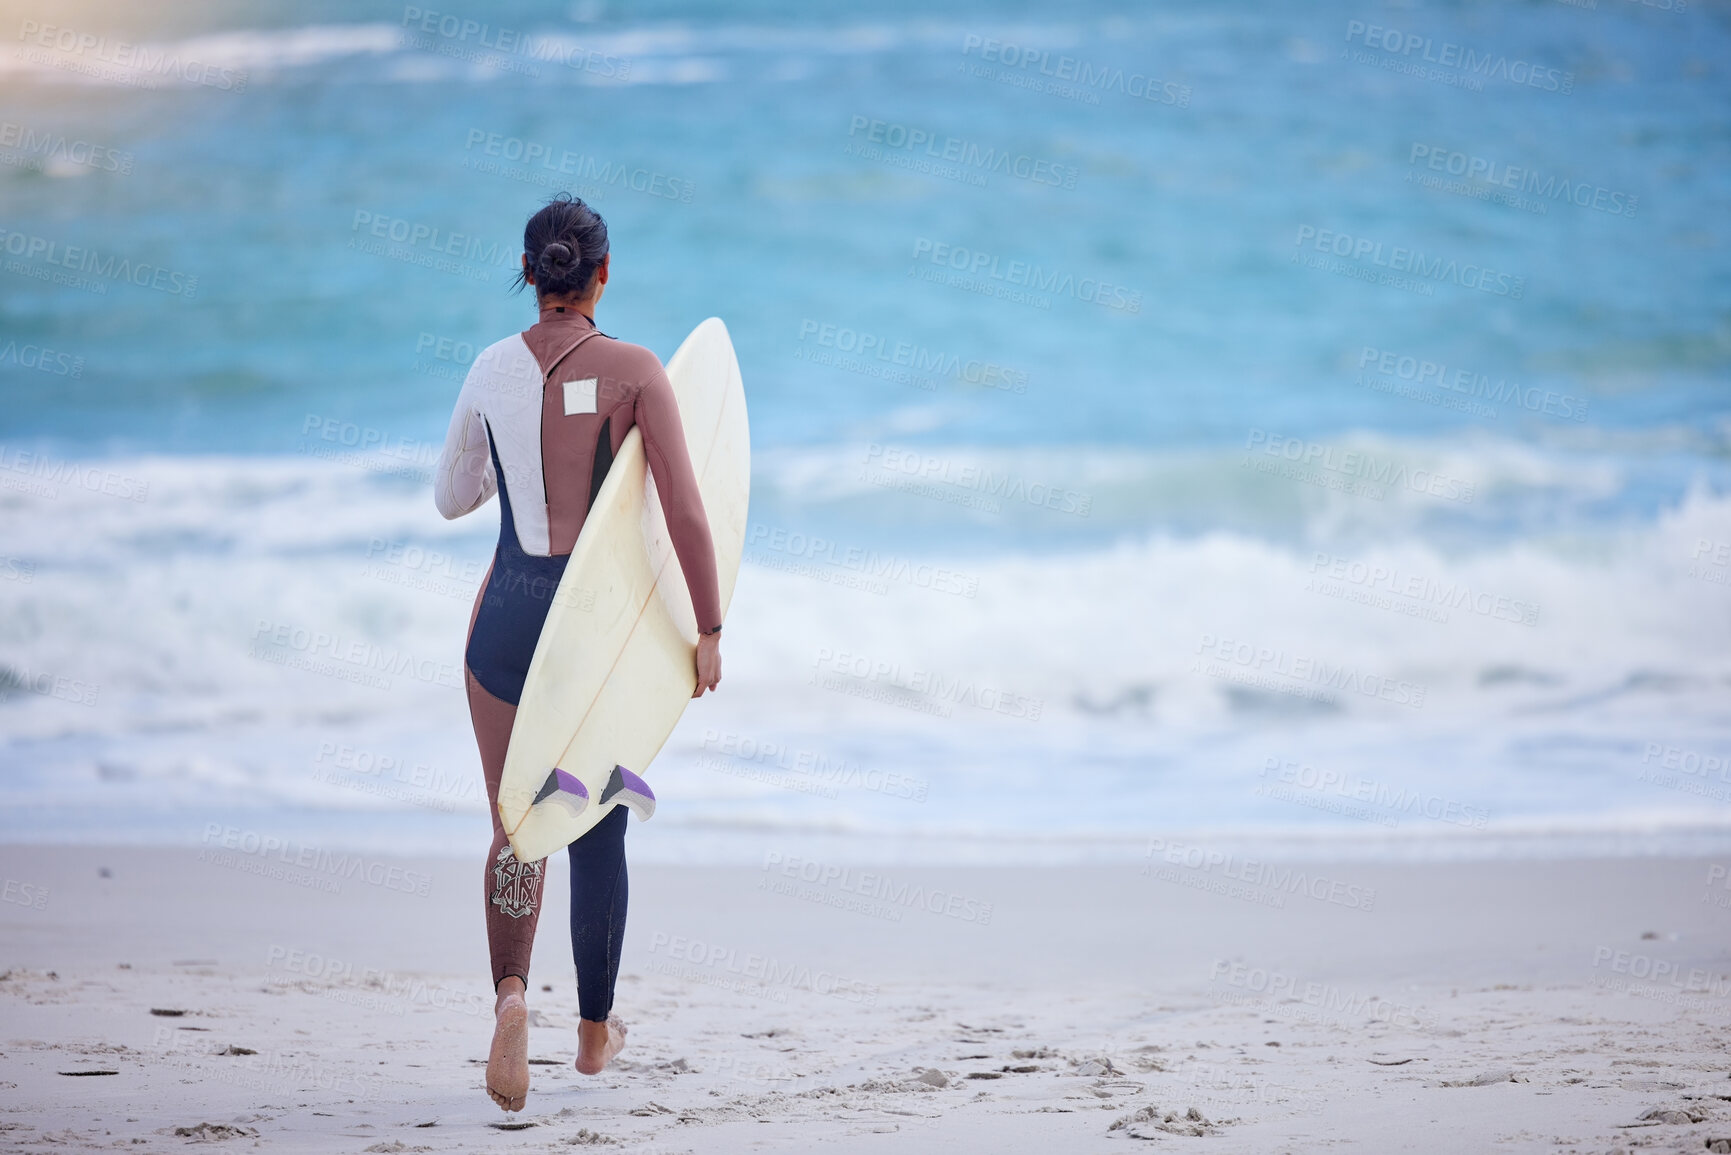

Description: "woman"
433 194 724 1112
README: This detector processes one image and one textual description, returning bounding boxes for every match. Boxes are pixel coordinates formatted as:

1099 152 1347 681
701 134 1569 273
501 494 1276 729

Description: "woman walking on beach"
433 194 724 1112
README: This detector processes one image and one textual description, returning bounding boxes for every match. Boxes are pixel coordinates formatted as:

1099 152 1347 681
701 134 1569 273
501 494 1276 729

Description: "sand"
2 845 1729 1153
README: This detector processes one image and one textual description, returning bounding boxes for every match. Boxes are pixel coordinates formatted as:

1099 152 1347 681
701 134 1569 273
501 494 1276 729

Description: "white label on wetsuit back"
562 377 598 415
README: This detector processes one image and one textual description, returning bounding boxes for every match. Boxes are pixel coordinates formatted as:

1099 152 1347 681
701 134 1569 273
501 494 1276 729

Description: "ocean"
1 0 1728 863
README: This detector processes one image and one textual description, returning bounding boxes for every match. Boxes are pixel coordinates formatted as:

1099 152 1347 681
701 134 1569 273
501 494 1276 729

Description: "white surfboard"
497 318 749 862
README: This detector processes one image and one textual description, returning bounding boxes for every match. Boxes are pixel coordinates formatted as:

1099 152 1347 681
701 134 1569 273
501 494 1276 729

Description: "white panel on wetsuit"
562 377 598 415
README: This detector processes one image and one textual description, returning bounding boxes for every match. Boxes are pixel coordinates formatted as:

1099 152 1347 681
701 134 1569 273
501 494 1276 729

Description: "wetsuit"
435 303 722 1020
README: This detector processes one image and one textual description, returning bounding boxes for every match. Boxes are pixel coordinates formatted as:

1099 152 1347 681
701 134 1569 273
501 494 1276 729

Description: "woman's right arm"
434 370 495 519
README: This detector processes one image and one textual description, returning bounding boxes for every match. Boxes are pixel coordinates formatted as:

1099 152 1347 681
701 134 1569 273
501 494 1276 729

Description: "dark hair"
513 193 609 298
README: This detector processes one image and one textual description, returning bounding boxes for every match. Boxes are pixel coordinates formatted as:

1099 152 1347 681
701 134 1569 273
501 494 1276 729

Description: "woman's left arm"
635 363 724 695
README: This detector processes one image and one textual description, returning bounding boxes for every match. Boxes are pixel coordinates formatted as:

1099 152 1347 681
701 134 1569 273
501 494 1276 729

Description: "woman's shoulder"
472 331 537 372
458 333 540 405
590 331 666 380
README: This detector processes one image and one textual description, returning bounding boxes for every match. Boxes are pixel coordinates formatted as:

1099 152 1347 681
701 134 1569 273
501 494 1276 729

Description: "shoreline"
3 818 1731 867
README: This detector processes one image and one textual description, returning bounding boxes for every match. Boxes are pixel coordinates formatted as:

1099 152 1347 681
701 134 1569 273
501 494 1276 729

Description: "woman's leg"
463 558 551 988
468 666 544 1112
470 668 548 988
569 804 630 1073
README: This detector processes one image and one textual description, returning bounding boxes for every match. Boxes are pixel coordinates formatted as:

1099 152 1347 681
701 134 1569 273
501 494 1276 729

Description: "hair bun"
516 195 608 300
537 241 575 276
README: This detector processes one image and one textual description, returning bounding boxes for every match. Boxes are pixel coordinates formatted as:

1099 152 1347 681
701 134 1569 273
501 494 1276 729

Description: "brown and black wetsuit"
435 303 721 1019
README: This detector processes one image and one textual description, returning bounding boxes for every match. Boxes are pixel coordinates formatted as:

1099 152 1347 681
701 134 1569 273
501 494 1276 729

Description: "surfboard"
497 318 749 862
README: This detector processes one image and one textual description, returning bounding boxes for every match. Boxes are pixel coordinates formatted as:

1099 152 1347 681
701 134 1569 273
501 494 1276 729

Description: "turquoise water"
0 0 1728 860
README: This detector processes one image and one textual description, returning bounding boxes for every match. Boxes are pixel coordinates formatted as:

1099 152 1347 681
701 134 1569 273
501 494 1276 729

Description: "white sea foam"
0 17 1093 90
0 23 402 88
0 444 1726 860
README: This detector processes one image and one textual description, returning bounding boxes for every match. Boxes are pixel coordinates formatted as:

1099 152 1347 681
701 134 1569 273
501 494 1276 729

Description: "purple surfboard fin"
598 765 656 821
532 767 590 820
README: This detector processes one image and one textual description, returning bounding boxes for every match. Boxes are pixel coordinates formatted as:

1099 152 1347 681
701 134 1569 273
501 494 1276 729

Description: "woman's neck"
537 295 596 322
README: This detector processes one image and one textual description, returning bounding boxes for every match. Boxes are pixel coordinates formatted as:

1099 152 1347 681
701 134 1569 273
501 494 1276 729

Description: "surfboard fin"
533 768 590 820
598 765 656 821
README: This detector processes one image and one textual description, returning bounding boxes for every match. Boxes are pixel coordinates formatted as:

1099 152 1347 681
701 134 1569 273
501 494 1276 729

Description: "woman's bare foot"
575 1013 626 1075
486 978 530 1111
